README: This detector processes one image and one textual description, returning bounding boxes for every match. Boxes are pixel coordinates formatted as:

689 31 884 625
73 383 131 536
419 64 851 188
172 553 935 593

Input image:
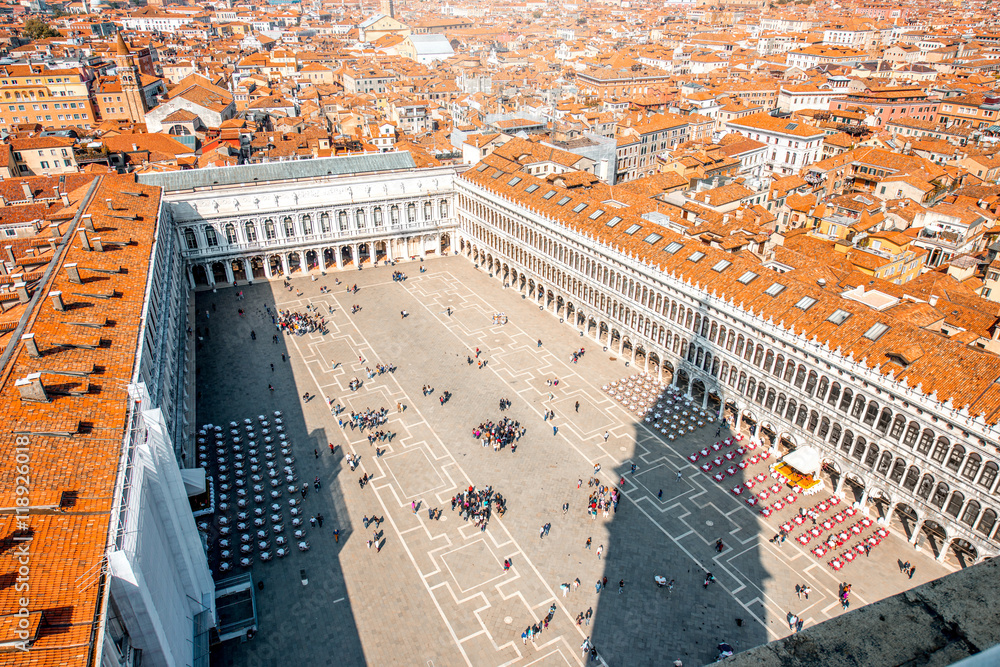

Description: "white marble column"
386 239 394 262
335 246 343 269
281 254 290 277
263 258 274 279
206 263 216 287
223 261 234 285
242 258 252 282
187 266 196 289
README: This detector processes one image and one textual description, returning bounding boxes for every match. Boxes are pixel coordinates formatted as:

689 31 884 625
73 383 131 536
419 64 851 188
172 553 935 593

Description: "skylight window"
491 169 503 179
796 296 818 311
507 176 522 186
573 203 588 213
664 241 683 254
712 260 731 272
557 196 571 206
625 223 642 235
589 209 605 220
525 184 539 193
765 282 786 297
737 271 759 284
863 322 890 341
606 216 623 228
476 163 489 172
688 251 705 263
543 189 557 200
827 309 852 325
644 233 663 244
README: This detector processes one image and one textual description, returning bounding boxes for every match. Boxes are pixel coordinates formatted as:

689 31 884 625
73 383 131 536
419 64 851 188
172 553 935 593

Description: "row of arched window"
182 200 451 250
459 194 1000 544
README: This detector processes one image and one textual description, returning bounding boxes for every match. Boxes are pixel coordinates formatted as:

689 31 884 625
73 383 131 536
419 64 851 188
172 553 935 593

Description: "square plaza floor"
199 256 955 667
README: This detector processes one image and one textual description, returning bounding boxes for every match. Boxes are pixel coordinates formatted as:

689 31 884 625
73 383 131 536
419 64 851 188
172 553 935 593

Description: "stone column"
223 260 234 285
857 488 870 509
351 244 359 267
419 236 427 260
186 266 196 289
909 521 921 544
243 258 252 282
281 254 290 277
263 258 274 279
936 536 950 562
335 246 343 269
386 239 394 263
206 263 216 287
835 475 846 493
702 389 709 410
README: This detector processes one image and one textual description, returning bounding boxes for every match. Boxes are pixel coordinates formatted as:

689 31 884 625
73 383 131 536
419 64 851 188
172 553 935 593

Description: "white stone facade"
454 175 1000 565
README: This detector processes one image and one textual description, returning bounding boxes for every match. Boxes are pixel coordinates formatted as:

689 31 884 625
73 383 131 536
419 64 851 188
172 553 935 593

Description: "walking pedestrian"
909 566 916 580
596 544 603 560
630 463 637 475
575 401 580 412
618 579 624 595
676 471 682 481
563 502 570 514
658 489 663 499
411 500 417 514
802 585 810 600
585 537 592 549
603 431 609 442
585 607 592 625
333 528 340 543
539 525 545 539
317 513 324 527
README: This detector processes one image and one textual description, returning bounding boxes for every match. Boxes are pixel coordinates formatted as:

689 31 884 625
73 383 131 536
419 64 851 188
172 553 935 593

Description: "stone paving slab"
203 257 957 667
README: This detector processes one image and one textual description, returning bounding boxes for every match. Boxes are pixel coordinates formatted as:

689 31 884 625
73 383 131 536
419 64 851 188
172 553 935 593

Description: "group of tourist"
341 407 389 432
583 478 621 520
391 271 408 282
274 308 326 335
365 362 396 379
470 417 525 453
451 485 506 531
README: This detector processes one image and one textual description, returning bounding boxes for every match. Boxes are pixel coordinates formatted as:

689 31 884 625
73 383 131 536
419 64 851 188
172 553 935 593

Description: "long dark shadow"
195 280 365 666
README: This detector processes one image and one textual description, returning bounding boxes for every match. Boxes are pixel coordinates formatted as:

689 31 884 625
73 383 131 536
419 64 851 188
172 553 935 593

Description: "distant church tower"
379 0 394 18
114 33 148 122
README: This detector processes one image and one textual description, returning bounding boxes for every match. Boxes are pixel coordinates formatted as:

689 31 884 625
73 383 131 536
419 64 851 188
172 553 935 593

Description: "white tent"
782 446 821 477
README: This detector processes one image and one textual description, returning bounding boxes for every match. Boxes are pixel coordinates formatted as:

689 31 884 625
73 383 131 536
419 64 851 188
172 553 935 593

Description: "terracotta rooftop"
0 175 163 662
462 155 1000 422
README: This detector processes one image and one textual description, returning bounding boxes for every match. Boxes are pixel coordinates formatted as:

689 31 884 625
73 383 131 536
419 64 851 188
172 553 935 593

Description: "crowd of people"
584 477 622 520
274 308 326 335
365 362 396 379
392 271 408 282
342 406 389 432
451 485 506 531
471 417 525 453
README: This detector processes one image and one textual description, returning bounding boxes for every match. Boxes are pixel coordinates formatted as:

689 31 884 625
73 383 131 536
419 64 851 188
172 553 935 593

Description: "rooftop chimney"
49 291 64 311
21 333 39 358
81 214 94 231
13 281 29 303
65 263 81 284
21 182 33 202
105 198 115 210
78 228 90 251
15 373 47 402
92 237 104 252
818 278 827 287
929 294 939 307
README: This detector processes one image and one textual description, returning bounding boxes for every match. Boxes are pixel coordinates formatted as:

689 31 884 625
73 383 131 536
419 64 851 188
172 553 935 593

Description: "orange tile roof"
0 175 162 663
462 155 1000 422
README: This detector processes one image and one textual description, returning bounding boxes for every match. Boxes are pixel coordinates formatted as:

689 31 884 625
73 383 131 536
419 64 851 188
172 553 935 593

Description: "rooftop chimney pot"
49 291 64 311
21 333 39 358
16 373 48 403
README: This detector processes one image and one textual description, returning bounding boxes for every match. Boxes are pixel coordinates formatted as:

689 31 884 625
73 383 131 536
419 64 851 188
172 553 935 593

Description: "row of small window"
2 78 70 85
3 90 75 100
183 202 450 249
7 102 81 112
37 160 73 169
6 113 83 124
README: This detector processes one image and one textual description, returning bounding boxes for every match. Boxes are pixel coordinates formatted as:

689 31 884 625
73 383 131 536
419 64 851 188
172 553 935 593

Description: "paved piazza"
201 256 954 667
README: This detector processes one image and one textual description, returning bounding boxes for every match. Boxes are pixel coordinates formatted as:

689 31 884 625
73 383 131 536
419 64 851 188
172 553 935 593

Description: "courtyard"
198 256 954 667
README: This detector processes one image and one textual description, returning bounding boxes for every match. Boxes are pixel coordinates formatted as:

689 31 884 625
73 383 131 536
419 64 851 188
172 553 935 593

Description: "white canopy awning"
181 467 207 497
782 446 821 477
